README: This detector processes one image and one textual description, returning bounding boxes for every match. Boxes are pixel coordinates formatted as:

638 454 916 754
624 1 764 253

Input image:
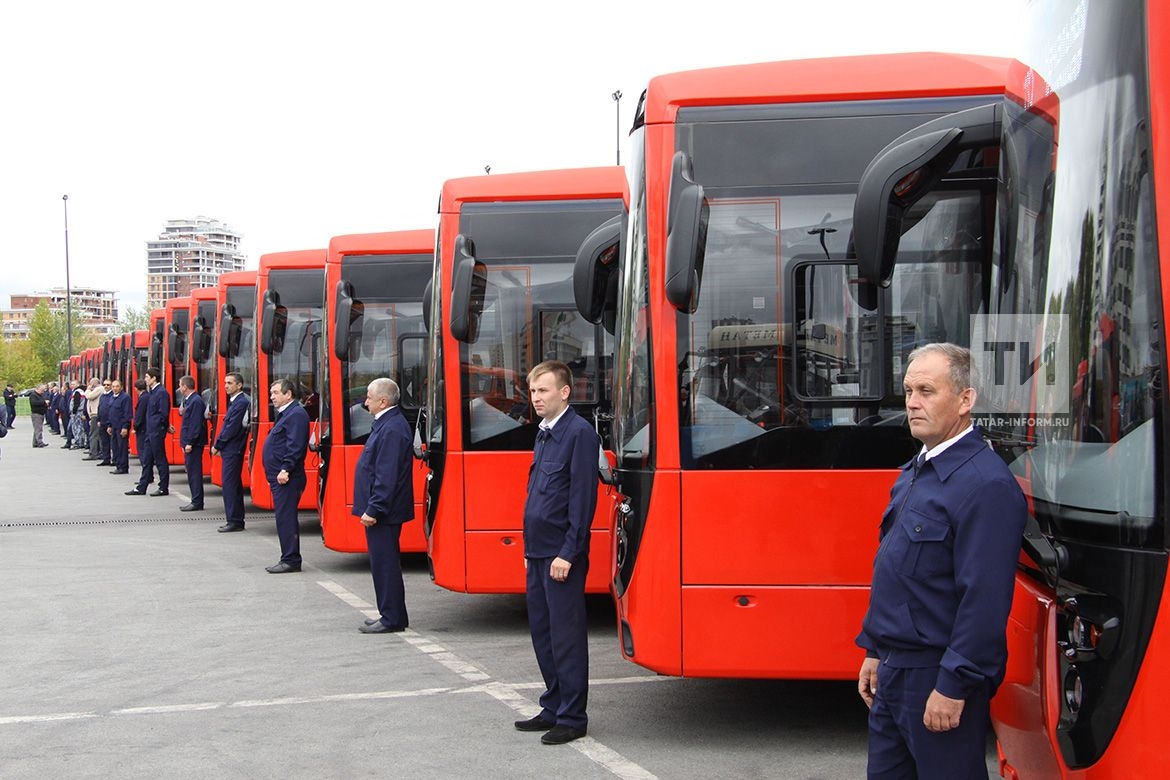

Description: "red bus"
149 308 166 376
423 167 627 594
851 3 1170 776
127 329 151 457
573 53 1010 678
250 249 325 511
319 230 434 553
164 296 192 466
215 271 258 489
190 287 219 477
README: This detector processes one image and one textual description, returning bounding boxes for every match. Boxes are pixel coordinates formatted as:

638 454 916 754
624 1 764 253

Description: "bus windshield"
338 255 431 444
266 269 323 423
457 200 622 451
225 286 256 399
674 101 991 469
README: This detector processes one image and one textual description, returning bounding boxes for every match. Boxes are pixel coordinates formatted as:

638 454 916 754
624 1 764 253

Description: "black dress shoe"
61 443 71 449
125 488 146 496
359 621 405 634
82 456 100 461
541 725 586 745
110 469 129 474
514 715 556 732
179 503 203 511
217 523 245 533
265 562 301 574
96 461 111 466
148 489 169 496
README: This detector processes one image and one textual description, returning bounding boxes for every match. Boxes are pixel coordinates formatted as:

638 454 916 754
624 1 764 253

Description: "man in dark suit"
211 372 250 532
262 378 310 573
106 379 132 475
3 383 16 428
131 379 149 472
126 368 171 497
178 375 207 511
513 360 599 746
352 377 414 633
95 379 113 466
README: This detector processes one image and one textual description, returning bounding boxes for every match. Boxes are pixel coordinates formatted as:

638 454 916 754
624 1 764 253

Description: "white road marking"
316 578 659 780
0 711 97 725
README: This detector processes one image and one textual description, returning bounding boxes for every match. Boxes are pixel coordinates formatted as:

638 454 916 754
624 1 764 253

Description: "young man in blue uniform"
352 377 414 633
857 343 1027 779
127 368 171 496
210 372 250 532
262 378 310 573
513 360 599 746
95 379 113 466
106 379 132 474
177 375 207 511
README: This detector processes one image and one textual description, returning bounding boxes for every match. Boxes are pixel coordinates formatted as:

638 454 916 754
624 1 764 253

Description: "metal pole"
62 194 73 356
611 90 622 166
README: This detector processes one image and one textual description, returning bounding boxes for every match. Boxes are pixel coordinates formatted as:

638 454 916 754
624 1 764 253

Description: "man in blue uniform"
513 360 599 746
262 378 310 573
352 378 413 633
131 379 149 471
211 372 249 532
127 368 171 496
95 379 113 466
178 375 207 511
106 379 132 475
857 343 1027 779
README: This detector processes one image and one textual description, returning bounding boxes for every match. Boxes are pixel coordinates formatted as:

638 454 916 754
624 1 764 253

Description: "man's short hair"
179 375 196 391
527 360 573 393
225 372 244 386
135 379 148 391
907 343 972 394
271 377 298 398
368 377 400 407
145 367 162 383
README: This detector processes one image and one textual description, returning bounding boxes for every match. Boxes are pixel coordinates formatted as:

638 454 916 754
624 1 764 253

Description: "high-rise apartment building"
146 217 245 308
2 287 119 340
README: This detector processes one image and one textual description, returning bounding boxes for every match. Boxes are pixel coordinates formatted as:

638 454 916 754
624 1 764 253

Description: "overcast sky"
1 0 1019 316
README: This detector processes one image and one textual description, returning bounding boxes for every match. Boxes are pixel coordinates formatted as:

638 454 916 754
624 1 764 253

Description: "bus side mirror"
333 281 355 360
449 234 487 343
422 278 433 334
665 151 709 313
854 102 1002 287
598 448 617 486
258 290 278 357
193 318 212 363
217 304 237 358
574 214 623 335
167 326 179 365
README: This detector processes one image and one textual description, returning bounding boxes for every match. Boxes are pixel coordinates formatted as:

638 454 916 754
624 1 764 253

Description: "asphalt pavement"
0 421 880 779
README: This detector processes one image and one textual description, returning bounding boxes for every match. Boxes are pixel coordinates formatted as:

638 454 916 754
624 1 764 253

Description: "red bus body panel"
213 271 257 490
250 249 325 511
320 230 433 553
163 296 191 466
429 166 628 594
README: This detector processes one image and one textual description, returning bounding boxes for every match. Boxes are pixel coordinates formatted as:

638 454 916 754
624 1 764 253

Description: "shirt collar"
919 423 974 462
373 404 397 420
275 401 294 415
539 405 570 433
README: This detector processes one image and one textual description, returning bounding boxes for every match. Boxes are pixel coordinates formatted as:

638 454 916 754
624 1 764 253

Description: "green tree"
0 338 42 388
26 301 99 381
116 305 151 335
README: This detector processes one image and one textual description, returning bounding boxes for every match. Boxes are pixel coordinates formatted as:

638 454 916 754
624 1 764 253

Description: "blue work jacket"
180 392 208 448
107 392 132 434
522 406 599 561
857 427 1027 699
214 392 250 456
351 406 413 524
262 402 309 482
144 384 171 439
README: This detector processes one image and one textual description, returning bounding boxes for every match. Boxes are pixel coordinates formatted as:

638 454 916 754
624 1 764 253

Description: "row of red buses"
319 230 434 554
423 167 628 594
251 250 326 511
846 1 1170 775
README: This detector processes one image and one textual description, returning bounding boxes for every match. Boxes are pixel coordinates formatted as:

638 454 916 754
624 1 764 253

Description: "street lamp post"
62 194 73 357
611 90 622 165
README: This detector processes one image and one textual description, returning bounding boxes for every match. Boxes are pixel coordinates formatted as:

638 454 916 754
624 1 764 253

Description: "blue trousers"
526 554 590 731
271 472 305 566
220 451 246 526
111 430 129 471
867 665 992 779
136 434 169 492
365 521 407 628
184 446 204 506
